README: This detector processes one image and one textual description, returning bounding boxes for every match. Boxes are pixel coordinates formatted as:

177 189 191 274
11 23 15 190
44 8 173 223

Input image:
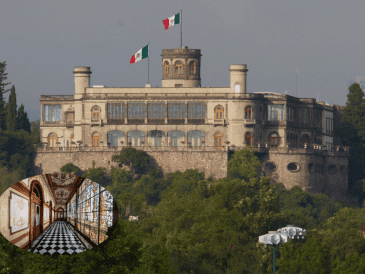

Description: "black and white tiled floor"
28 221 91 256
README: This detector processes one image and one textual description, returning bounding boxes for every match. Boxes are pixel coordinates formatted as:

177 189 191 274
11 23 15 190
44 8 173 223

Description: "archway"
55 208 65 221
29 180 44 248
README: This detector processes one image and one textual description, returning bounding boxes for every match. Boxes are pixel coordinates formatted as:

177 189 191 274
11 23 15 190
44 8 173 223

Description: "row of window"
163 61 197 75
265 162 347 175
44 103 332 128
47 130 227 149
47 130 326 149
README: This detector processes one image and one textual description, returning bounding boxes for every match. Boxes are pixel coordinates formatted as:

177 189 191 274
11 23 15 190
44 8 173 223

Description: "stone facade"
34 148 228 180
35 46 353 203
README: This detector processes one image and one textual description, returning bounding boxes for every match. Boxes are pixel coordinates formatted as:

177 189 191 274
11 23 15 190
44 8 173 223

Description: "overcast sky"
1 0 365 122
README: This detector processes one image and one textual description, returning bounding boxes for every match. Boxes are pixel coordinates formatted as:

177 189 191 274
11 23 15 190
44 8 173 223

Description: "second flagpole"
180 9 182 48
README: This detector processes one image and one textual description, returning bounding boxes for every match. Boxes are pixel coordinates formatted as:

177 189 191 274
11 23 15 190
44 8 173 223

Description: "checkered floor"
28 221 91 256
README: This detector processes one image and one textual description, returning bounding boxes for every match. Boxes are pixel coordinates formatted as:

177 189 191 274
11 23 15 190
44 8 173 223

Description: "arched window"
245 132 252 146
269 132 280 147
128 130 145 147
235 83 240 93
301 134 310 146
189 61 196 74
214 105 224 120
164 61 169 75
175 61 183 74
107 130 125 147
49 133 57 149
148 130 165 146
245 106 252 119
92 132 100 147
168 130 185 147
214 132 222 149
188 130 205 147
92 106 101 120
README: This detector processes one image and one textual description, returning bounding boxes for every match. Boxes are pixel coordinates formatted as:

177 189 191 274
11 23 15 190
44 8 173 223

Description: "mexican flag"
163 13 180 30
130 45 148 64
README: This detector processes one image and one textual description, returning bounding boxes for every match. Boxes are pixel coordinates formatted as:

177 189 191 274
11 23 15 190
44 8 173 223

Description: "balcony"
244 119 256 125
213 119 225 126
66 121 74 128
91 119 102 126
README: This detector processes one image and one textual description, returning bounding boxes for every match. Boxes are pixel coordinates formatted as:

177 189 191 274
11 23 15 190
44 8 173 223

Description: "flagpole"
148 42 150 85
180 9 182 48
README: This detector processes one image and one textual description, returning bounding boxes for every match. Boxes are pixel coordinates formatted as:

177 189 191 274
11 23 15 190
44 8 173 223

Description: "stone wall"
257 150 353 203
34 150 228 180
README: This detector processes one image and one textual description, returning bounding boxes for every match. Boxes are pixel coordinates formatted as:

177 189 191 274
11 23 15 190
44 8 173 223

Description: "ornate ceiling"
42 174 85 206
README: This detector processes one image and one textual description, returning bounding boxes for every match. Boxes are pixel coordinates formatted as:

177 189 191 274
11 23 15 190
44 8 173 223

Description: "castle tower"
73 67 91 144
73 67 92 98
229 64 248 95
161 47 202 88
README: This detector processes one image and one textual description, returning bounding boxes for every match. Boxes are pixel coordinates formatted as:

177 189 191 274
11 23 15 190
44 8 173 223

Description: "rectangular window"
147 102 166 119
168 102 185 119
107 102 123 119
43 105 62 123
187 102 206 119
268 105 284 121
128 102 146 119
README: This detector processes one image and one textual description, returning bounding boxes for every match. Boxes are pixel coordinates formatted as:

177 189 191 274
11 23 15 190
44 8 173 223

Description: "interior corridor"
27 221 92 255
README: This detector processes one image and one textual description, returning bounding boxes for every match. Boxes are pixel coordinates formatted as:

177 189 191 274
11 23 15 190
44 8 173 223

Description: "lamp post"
259 225 306 273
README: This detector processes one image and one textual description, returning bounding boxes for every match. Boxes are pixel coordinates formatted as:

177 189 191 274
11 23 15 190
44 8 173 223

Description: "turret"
73 67 92 98
230 64 248 94
161 47 201 88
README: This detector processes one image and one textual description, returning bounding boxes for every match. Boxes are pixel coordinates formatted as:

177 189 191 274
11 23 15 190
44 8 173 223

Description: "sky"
1 0 365 122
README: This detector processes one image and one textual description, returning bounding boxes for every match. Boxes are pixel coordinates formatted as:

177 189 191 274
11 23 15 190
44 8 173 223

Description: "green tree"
0 61 11 131
276 229 331 273
60 163 81 174
30 119 41 146
132 168 171 206
227 146 262 181
0 165 23 195
337 83 365 205
112 147 150 181
277 186 343 230
342 83 365 144
6 85 17 132
15 103 31 133
139 171 288 273
82 161 110 187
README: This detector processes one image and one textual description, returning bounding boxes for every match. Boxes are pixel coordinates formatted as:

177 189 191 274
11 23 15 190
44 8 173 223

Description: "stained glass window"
148 102 165 119
107 102 124 119
66 178 116 245
187 102 206 119
128 102 146 119
168 102 185 119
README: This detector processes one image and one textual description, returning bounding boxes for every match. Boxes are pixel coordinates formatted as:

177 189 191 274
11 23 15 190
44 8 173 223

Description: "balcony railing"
213 119 225 126
41 95 74 100
36 144 350 155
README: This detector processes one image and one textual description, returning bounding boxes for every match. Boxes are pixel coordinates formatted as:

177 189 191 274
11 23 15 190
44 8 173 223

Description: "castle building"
36 46 352 202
